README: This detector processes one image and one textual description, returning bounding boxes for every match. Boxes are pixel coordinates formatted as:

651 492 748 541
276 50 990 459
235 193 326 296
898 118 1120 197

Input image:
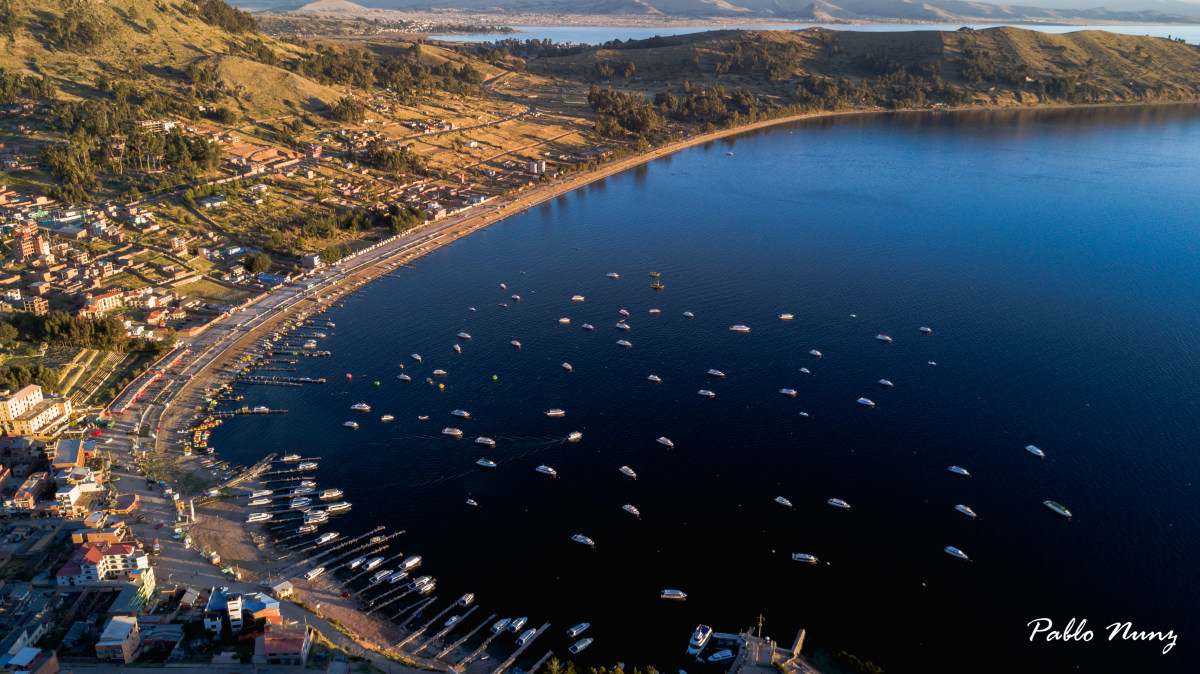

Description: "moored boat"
569 638 593 654
828 498 851 509
688 625 713 655
955 504 977 518
247 513 272 522
657 436 674 448
774 496 793 508
792 553 819 564
730 324 751 333
708 650 734 662
661 589 687 600
1044 500 1073 518
319 489 343 500
536 465 558 477
572 534 595 547
443 427 463 438
944 546 970 560
298 462 318 470
620 465 637 479
948 465 971 476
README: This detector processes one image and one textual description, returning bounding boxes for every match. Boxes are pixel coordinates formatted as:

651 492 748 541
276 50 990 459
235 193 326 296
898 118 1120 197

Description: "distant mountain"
234 0 1200 21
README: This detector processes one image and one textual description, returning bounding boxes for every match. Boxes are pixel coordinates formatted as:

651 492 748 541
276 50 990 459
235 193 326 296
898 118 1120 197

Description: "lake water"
212 104 1200 672
435 23 1200 45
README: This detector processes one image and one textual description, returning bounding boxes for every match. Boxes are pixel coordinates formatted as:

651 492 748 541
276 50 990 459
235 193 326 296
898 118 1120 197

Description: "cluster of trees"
330 96 365 123
243 252 272 274
302 204 427 263
0 364 61 394
475 38 589 60
8 311 154 353
587 86 660 139
0 69 54 104
595 60 635 79
351 139 428 176
41 8 104 52
0 1 19 38
194 0 258 35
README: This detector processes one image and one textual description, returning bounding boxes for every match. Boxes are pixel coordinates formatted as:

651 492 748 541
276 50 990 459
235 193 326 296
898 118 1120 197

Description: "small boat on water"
618 309 630 317
466 499 479 507
648 374 662 383
948 465 971 476
397 374 411 382
707 369 725 378
620 465 637 479
536 465 558 477
500 283 507 290
607 272 620 279
281 455 300 463
774 496 793 508
661 589 687 600
320 489 343 500
875 334 893 343
568 623 590 638
572 534 595 547
944 546 970 561
879 379 894 387
511 294 521 301
582 324 595 331
351 403 371 412
432 369 447 377
649 308 661 314
559 317 571 324
657 437 674 448
412 353 422 362
328 502 352 513
452 409 470 419
857 398 875 407
708 650 734 663
476 458 497 468
453 344 462 354
508 617 528 633
316 532 339 545
569 638 593 654
828 498 851 509
458 593 475 607
688 625 713 655
567 431 583 442
545 409 565 417
381 414 395 422
562 362 573 371
458 332 472 340
809 349 822 358
1044 500 1073 518
698 389 715 398
792 553 819 564
511 340 522 348
617 339 632 348
492 619 511 634
476 437 495 447
347 557 366 570
443 427 463 438
799 367 811 375
616 322 631 331
363 557 384 571
780 388 797 397
955 504 978 518
683 311 694 318
920 326 933 334
1025 444 1046 458
623 504 640 517
779 313 794 320
730 325 751 333
418 415 429 420
572 295 585 302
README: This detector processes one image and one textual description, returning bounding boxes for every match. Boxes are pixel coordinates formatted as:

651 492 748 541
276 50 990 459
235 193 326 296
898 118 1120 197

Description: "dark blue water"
214 104 1200 672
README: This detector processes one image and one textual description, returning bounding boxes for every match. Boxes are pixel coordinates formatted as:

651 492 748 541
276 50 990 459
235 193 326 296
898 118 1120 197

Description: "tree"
244 252 271 274
0 321 17 346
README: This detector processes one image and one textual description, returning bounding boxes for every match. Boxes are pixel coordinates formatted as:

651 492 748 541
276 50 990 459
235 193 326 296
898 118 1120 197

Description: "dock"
414 605 478 654
524 650 555 674
488 621 549 674
399 601 458 648
436 613 496 661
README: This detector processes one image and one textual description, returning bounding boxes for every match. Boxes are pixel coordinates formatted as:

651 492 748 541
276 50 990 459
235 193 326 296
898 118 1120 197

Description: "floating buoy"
493 375 498 380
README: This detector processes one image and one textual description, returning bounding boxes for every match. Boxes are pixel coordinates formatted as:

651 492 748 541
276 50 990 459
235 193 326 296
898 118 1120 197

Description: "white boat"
799 412 810 417
536 465 557 477
247 513 272 522
955 504 977 518
857 398 875 407
466 499 479 507
412 353 422 362
1025 444 1046 458
397 374 411 382
370 570 393 584
1044 500 1073 518
649 308 661 315
458 332 472 340
730 325 751 333
657 437 674 448
647 374 662 383
582 324 595 331
251 489 271 497
567 431 583 442
363 557 383 571
828 498 851 509
688 625 713 655
402 555 422 570
569 638 593 654
344 421 359 429
545 409 565 417
920 326 933 334
453 344 462 354
774 496 793 508
799 367 811 374
328 502 352 513
779 313 794 320
511 295 521 301
708 650 734 662
568 623 590 638
476 437 495 447
562 362 573 371
381 414 395 422
446 615 462 628
432 369 447 377
661 589 687 600
616 322 631 330
316 532 339 545
617 339 632 348
443 427 463 438
304 511 328 523
698 389 715 398
500 283 507 290
511 340 521 348
508 617 528 633
620 465 637 479
572 295 585 302
351 402 371 412
809 349 822 358
458 593 475 607
618 309 630 317
682 311 694 318
623 504 640 517
780 388 797 397
875 334 893 343
879 379 894 387
291 487 315 496
707 369 725 378
297 525 316 534
249 498 270 506
516 628 537 646
252 406 269 413
476 458 497 468
303 567 326 581
289 498 312 508
948 465 971 477
492 619 511 634
792 553 819 563
572 534 595 547
347 557 366 570
559 318 571 324
944 546 970 560
607 272 619 279
452 409 471 419
298 462 318 470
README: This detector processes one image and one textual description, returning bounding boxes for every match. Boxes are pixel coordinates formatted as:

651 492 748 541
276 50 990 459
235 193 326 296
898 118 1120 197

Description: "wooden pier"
436 613 496 661
414 605 478 654
394 596 436 624
399 601 459 648
457 620 507 669
524 650 555 674
488 622 550 674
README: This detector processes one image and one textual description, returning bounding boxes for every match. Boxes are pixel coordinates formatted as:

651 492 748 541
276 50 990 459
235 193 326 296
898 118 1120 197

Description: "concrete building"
0 386 72 438
18 297 47 316
11 222 49 262
95 615 142 663
203 587 245 633
253 623 314 666
11 472 48 511
55 543 151 586
50 438 95 470
0 648 59 674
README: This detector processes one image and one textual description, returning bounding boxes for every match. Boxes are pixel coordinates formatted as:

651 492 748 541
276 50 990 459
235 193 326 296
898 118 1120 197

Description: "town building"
0 648 59 674
95 615 142 663
203 587 244 633
11 472 48 511
252 623 314 666
55 543 151 587
0 386 72 438
11 222 49 262
20 296 48 315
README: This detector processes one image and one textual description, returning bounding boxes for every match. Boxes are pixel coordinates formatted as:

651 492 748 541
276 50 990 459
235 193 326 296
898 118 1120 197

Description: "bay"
213 104 1200 672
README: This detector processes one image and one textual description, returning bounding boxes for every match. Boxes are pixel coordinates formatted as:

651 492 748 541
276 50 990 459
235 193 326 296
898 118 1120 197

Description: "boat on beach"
708 650 734 662
328 502 352 513
492 619 511 634
319 489 343 500
363 558 383 571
